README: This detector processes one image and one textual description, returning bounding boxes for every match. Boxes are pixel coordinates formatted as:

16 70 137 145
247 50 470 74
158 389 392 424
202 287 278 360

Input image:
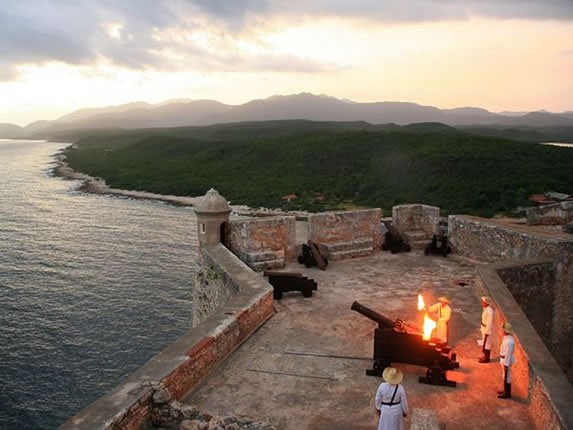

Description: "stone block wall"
526 201 573 226
496 261 556 345
307 208 382 258
448 215 573 377
193 248 241 326
223 216 297 270
391 204 440 247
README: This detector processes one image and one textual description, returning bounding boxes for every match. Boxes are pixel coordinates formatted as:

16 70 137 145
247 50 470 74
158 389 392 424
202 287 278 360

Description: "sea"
0 139 199 429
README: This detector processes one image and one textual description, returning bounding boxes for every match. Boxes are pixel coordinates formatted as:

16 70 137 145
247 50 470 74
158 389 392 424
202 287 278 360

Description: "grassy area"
63 120 573 217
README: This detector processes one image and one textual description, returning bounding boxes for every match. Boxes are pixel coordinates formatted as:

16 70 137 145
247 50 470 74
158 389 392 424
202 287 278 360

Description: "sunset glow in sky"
1 0 572 126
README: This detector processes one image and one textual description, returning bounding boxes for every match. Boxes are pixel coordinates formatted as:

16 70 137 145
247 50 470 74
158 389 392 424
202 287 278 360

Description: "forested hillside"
63 120 573 216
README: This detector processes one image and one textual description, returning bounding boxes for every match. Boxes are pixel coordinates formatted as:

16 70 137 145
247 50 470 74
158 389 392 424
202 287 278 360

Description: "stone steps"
329 248 373 261
246 250 285 272
318 238 374 261
249 259 285 272
402 231 431 250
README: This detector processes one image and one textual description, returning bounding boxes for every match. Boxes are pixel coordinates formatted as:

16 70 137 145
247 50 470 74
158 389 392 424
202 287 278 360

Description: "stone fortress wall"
526 200 573 226
60 196 573 429
222 215 297 271
449 215 573 429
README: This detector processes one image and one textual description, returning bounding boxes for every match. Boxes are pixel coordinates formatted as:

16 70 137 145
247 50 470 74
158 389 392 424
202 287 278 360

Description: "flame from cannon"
417 294 425 311
418 294 437 340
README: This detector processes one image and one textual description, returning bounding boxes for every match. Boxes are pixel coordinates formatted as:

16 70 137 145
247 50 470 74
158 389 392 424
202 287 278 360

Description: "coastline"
51 149 310 219
51 151 202 207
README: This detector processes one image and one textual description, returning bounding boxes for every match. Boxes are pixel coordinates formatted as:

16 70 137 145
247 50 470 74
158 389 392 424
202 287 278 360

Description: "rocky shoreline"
51 150 310 219
52 151 203 207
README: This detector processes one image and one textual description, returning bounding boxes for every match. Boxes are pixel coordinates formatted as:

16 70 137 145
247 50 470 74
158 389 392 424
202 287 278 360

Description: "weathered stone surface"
308 209 382 260
223 216 296 269
448 215 573 384
179 420 202 430
392 204 440 248
153 387 173 404
526 201 573 226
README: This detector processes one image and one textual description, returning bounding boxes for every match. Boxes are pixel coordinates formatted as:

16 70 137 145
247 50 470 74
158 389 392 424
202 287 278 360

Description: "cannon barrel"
351 301 396 329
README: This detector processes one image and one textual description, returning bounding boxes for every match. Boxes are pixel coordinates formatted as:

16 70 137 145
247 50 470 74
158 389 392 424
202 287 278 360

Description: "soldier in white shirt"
479 296 494 363
498 322 516 399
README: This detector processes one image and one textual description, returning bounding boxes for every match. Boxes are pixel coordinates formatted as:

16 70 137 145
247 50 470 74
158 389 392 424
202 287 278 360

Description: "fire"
417 294 425 311
423 314 437 340
418 294 436 340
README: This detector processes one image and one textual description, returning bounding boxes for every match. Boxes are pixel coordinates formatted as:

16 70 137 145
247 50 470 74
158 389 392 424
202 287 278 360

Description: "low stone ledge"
60 244 274 430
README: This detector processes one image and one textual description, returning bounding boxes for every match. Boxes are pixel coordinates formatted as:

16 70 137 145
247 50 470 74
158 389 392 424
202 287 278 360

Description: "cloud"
0 0 571 80
189 0 573 23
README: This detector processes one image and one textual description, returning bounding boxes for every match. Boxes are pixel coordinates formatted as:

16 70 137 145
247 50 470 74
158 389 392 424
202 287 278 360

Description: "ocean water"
0 139 199 428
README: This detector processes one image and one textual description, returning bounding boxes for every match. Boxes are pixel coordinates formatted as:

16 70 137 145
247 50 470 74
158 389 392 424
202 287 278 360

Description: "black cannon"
265 271 317 300
351 301 458 387
424 234 452 257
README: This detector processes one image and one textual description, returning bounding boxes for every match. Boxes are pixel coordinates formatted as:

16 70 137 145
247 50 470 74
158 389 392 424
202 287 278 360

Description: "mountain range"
2 93 573 139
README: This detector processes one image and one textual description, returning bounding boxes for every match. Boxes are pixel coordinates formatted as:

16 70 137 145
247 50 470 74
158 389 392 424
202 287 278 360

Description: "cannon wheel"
366 358 391 377
418 365 457 387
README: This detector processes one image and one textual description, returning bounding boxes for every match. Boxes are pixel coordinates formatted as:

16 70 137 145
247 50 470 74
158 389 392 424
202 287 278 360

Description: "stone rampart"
448 215 573 376
392 204 440 248
59 244 274 430
476 263 573 430
308 208 382 260
526 201 573 226
193 250 239 326
223 216 297 271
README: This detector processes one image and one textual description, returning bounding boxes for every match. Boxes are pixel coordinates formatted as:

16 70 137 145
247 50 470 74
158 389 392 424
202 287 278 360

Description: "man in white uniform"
479 296 494 363
427 296 452 345
375 367 409 430
498 322 516 399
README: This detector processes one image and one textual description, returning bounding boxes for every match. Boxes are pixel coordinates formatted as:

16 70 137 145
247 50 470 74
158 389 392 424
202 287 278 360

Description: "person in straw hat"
498 322 516 399
427 296 452 345
375 367 409 430
479 296 494 363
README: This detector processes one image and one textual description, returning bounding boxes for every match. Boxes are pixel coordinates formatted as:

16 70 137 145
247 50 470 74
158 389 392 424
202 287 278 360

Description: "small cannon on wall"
351 301 458 387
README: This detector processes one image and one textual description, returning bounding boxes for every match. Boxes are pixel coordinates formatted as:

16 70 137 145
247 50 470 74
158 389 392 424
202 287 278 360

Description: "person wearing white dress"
427 296 452 345
375 367 409 430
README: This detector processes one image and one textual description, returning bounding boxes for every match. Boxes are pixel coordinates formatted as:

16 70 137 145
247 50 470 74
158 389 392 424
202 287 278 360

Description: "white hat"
481 296 491 305
382 367 404 385
503 322 514 334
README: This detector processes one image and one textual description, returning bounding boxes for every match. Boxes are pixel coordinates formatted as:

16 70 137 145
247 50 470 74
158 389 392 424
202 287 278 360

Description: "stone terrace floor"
183 250 536 430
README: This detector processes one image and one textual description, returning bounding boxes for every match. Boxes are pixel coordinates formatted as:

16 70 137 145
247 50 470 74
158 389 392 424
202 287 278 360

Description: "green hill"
63 120 573 217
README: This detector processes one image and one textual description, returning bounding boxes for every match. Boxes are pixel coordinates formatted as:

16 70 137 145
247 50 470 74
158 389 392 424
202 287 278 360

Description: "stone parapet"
448 215 573 378
392 204 440 247
59 244 274 430
526 201 573 226
224 216 297 271
308 208 382 260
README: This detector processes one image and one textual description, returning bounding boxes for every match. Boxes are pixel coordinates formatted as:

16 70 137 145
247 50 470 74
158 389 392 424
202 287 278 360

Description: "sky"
0 0 572 126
